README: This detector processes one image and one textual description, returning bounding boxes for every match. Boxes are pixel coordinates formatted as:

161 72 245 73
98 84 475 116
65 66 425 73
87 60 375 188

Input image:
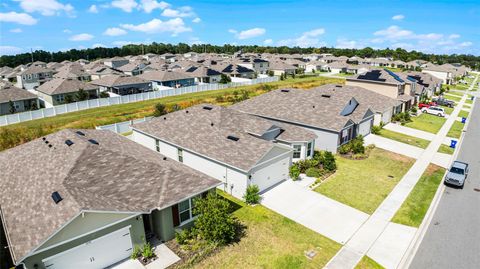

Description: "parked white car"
422 106 445 117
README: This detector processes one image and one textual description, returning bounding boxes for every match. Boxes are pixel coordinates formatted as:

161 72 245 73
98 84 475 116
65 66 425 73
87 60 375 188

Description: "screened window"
155 139 160 152
178 148 183 162
293 145 301 159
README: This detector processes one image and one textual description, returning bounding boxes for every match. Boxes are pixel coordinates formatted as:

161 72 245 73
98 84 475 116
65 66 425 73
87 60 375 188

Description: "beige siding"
346 80 399 99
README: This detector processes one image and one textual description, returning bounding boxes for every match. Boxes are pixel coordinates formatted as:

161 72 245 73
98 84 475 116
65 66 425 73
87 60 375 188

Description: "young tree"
153 103 167 117
243 185 260 204
64 95 74 104
8 101 16 114
192 192 236 244
75 88 89 101
219 74 231 84
99 91 110 98
322 151 337 172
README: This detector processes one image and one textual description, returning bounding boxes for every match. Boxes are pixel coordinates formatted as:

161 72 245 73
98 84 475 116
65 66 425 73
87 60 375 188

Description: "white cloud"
161 6 195 17
460 41 473 47
121 18 191 36
263 39 273 45
111 0 138 12
63 29 72 33
10 28 22 33
88 5 99 13
188 37 202 45
449 34 460 39
14 0 74 16
374 25 414 41
277 28 326 47
92 43 107 48
69 33 94 41
230 28 266 40
140 0 169 13
104 27 127 36
0 12 37 25
192 17 201 23
336 38 358 49
392 14 404 21
112 40 141 46
0 46 24 55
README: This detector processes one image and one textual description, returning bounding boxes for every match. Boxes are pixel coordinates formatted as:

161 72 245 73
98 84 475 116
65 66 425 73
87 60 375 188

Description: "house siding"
346 80 400 99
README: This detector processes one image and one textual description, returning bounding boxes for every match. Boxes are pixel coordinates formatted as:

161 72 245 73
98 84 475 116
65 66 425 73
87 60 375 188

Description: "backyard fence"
0 76 278 127
96 117 153 134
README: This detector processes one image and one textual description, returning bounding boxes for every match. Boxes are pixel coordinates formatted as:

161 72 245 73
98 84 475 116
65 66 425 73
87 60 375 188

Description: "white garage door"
358 120 372 136
251 156 290 192
43 226 133 269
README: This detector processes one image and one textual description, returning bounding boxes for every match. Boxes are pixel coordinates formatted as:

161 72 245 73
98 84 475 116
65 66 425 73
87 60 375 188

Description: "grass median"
0 76 342 152
391 164 446 227
355 256 385 269
404 113 447 134
314 148 415 214
438 144 455 155
193 191 342 269
377 128 430 149
447 120 465 139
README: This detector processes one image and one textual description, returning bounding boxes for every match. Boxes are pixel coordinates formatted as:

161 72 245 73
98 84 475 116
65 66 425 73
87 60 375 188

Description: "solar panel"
384 69 405 83
75 131 85 136
65 140 74 146
88 139 99 145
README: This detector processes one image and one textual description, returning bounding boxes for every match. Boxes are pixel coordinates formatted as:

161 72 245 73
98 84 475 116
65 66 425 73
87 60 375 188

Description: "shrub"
305 167 324 178
175 228 193 245
322 151 337 171
338 143 351 154
243 184 260 204
295 159 318 173
371 125 382 135
289 165 300 180
142 242 155 259
131 245 142 259
215 95 225 102
219 74 231 84
192 192 236 244
351 135 365 154
410 106 417 113
99 91 110 98
153 103 167 117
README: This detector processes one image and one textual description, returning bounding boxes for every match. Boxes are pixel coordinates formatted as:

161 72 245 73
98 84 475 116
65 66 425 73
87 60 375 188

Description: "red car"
418 102 436 109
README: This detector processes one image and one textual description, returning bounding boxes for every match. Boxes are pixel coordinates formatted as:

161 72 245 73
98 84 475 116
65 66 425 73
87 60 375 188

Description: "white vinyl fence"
0 76 278 127
96 117 153 134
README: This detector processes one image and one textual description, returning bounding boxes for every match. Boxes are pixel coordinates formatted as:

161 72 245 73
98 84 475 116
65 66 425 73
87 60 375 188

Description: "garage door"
251 156 290 192
42 226 133 269
358 120 372 136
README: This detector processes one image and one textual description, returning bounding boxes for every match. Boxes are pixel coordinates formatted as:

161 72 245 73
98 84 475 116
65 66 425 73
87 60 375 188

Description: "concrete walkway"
383 123 435 141
364 134 423 159
261 180 369 244
325 76 476 269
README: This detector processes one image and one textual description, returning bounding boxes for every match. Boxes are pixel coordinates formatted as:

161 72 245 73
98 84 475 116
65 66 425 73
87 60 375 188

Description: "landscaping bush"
392 112 412 124
153 103 167 117
322 151 337 171
191 192 236 244
175 228 193 245
338 143 351 155
351 136 365 154
295 158 319 173
371 125 382 135
131 245 142 259
305 167 324 178
410 106 418 113
219 74 231 84
142 242 155 259
289 164 300 180
243 184 260 204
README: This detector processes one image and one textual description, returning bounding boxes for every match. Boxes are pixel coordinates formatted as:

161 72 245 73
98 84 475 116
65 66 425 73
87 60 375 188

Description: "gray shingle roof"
0 129 221 263
36 78 98 95
139 70 194 82
91 74 150 87
133 104 299 171
231 85 390 132
348 69 405 85
0 81 37 103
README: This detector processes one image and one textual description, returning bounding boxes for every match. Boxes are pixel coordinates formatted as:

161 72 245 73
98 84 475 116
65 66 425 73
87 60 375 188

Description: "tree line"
1 42 479 69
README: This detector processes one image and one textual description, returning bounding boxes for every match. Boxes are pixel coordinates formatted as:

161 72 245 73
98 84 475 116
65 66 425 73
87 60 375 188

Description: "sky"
1 0 479 56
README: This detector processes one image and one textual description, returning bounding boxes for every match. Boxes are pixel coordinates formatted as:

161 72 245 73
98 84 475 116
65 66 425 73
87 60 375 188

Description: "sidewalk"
324 76 475 269
383 124 435 141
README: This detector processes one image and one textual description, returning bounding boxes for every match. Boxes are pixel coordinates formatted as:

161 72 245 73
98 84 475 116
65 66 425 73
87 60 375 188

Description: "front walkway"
261 179 369 244
364 134 424 159
325 75 476 269
110 243 180 269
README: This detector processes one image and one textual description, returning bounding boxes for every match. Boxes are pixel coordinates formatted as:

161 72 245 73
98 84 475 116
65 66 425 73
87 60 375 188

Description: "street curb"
397 77 478 269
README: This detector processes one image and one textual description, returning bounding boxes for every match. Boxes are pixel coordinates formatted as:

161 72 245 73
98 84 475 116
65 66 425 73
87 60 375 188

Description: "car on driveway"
418 102 436 109
444 161 469 188
421 106 445 117
432 97 455 108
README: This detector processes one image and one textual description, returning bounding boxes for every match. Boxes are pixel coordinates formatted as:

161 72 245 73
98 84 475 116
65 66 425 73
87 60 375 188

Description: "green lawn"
194 191 342 269
355 256 385 269
453 84 469 91
391 164 446 227
447 120 465 138
378 129 430 149
441 106 453 115
458 110 469 119
0 76 343 152
336 72 354 77
404 113 447 134
443 95 461 102
438 144 455 155
314 148 415 214
446 91 464 97
465 98 473 104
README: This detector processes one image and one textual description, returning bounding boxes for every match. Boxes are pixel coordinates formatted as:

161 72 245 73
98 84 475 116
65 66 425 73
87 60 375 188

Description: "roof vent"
88 139 99 145
321 94 331 98
280 89 290 93
65 140 74 147
163 117 167 120
51 191 63 204
202 106 213 110
44 140 49 144
312 105 316 108
186 110 189 114
163 157 167 160
76 131 85 136
211 122 214 127
227 135 239 141
48 144 53 148
42 137 46 141
335 85 342 88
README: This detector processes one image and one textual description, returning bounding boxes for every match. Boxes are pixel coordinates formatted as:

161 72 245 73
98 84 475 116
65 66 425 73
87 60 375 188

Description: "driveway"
261 180 369 244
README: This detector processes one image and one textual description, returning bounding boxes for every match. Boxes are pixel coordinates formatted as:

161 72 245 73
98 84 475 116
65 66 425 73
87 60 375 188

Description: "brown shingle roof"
91 75 150 87
0 82 37 103
0 129 221 263
139 70 194 82
36 78 98 95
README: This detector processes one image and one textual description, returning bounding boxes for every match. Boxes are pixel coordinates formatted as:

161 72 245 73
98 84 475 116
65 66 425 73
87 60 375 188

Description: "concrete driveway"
261 180 369 244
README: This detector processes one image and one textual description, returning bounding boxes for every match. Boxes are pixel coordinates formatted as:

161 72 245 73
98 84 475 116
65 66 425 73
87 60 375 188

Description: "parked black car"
432 97 455 108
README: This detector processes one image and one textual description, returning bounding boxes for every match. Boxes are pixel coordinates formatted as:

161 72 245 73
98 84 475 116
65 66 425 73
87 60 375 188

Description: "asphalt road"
410 97 480 269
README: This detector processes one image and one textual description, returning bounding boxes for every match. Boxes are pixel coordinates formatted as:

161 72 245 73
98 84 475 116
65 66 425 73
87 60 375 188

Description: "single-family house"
184 66 222 83
236 58 270 74
16 66 54 90
132 104 317 198
0 129 221 269
212 63 256 78
88 65 122 80
268 61 297 76
90 75 152 95
103 57 129 69
139 70 195 89
231 85 377 152
36 78 99 106
115 62 147 76
0 81 39 115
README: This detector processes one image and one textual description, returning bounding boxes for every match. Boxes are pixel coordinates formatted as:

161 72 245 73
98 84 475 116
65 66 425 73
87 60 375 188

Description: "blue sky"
1 0 479 56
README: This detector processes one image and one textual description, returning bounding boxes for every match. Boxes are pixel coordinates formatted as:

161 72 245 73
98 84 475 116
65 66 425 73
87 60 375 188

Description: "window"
293 145 301 159
155 139 160 152
306 142 312 157
178 194 201 224
178 148 183 162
